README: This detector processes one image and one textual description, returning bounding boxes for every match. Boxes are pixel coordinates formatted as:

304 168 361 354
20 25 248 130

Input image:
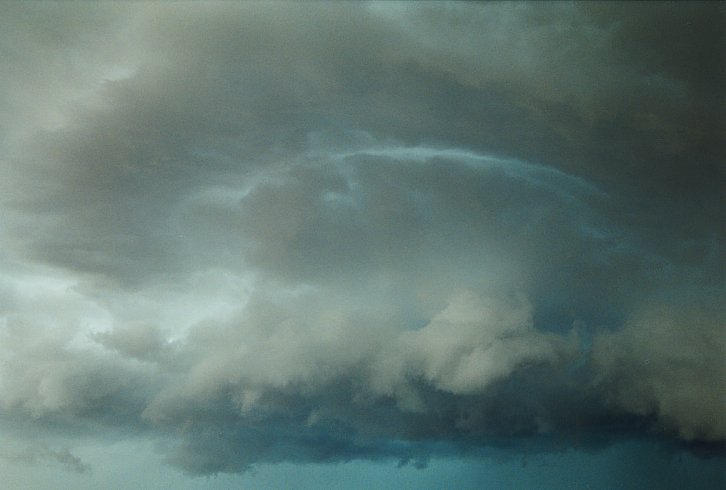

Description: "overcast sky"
0 2 724 489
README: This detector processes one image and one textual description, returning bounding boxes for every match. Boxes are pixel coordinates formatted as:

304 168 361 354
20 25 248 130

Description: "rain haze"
0 2 724 489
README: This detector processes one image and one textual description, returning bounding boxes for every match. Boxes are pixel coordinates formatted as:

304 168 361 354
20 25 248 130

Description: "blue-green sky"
1 435 723 489
0 2 724 488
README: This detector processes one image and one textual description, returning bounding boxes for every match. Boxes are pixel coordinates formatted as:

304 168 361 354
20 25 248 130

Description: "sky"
0 2 724 489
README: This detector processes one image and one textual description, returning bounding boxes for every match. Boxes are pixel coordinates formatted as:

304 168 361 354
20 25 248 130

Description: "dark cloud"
0 444 90 474
0 0 723 481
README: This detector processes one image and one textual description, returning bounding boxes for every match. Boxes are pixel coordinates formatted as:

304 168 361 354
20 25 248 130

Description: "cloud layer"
0 1 723 477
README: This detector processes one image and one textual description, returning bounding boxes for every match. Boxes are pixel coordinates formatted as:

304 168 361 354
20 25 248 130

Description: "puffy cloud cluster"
371 291 565 401
591 297 726 442
0 1 723 476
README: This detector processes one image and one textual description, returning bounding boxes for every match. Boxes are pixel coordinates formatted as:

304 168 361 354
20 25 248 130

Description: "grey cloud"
0 0 723 479
0 444 90 474
590 295 726 442
4 2 721 284
0 322 152 423
369 291 568 402
93 323 167 362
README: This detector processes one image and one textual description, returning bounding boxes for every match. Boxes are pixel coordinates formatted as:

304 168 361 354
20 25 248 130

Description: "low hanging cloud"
370 291 566 401
0 445 90 474
591 297 726 442
0 0 723 478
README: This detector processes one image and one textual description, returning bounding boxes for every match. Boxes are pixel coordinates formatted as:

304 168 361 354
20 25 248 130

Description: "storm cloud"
0 1 723 485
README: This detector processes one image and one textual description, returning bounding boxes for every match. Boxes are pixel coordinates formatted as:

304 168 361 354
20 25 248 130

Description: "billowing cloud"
591 295 726 442
0 0 723 483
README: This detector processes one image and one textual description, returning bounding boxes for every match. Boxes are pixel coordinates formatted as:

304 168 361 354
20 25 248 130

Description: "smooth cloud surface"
0 1 723 483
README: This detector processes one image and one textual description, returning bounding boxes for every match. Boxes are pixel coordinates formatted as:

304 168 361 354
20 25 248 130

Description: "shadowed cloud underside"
0 2 724 487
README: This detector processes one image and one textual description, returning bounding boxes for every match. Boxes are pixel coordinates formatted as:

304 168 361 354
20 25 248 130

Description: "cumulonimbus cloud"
0 0 723 477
